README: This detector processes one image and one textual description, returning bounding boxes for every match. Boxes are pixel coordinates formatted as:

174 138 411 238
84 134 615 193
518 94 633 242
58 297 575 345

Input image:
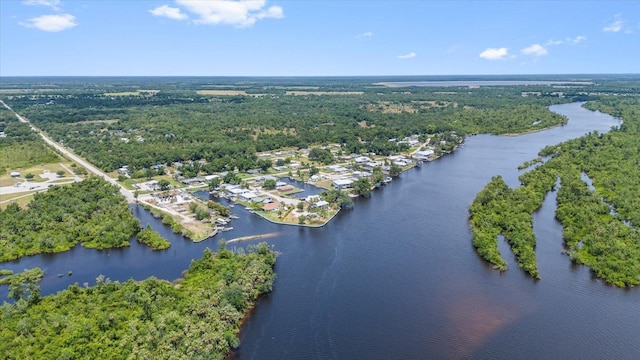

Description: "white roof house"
354 156 371 163
228 187 249 195
414 150 435 160
239 192 258 201
332 179 354 189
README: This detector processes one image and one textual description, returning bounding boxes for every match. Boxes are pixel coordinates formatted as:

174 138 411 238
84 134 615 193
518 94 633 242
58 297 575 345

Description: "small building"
327 165 348 173
262 201 281 212
414 150 435 160
332 179 354 189
180 178 203 185
228 187 248 196
277 184 294 192
239 192 258 201
314 200 330 208
260 175 278 182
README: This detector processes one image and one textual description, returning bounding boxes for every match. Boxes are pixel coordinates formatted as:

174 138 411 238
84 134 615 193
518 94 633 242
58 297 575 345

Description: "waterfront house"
277 184 294 192
414 150 435 160
228 187 248 196
262 201 281 211
332 179 354 189
240 192 258 201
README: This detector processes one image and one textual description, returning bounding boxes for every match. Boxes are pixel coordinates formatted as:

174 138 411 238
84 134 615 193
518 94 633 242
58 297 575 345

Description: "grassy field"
0 193 35 209
0 141 61 175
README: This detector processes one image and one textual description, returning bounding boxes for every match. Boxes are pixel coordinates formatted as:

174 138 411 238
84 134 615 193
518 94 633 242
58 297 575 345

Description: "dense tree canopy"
470 98 640 286
0 177 140 262
0 243 277 359
2 78 576 173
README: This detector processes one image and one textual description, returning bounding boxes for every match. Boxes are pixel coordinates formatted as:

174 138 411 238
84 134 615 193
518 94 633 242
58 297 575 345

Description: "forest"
1 77 581 174
0 177 140 262
0 243 277 360
470 97 640 287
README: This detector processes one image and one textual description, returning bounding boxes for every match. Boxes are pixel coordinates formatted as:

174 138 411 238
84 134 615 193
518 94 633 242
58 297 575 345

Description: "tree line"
0 243 276 359
470 97 640 286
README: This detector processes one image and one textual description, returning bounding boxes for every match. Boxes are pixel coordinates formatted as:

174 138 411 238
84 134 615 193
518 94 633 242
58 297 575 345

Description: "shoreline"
500 122 568 137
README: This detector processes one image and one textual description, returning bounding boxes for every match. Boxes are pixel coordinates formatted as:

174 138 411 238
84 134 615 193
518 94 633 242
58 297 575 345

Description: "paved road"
1 100 136 203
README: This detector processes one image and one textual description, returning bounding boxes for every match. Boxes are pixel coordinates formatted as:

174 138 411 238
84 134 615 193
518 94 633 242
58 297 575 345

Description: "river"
2 102 638 359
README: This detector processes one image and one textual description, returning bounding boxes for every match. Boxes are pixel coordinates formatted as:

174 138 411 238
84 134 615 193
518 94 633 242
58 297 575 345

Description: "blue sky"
1 0 638 76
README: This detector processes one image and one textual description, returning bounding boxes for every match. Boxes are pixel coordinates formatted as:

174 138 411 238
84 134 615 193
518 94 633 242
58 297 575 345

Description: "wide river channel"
2 102 638 359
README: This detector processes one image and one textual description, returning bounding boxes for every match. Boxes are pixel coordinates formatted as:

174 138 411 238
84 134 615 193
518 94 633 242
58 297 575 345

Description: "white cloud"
567 35 587 44
22 0 60 10
19 13 77 32
521 44 548 56
545 39 564 46
604 19 623 32
545 35 586 46
356 31 373 39
175 0 283 27
150 5 188 20
479 47 508 60
397 52 416 59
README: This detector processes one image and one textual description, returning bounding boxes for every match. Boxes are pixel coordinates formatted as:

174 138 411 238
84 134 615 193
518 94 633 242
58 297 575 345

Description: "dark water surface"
2 103 638 359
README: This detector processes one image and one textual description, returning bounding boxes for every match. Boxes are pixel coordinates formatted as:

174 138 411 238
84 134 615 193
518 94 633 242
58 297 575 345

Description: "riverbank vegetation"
0 243 277 359
136 225 171 250
0 177 140 262
470 97 640 287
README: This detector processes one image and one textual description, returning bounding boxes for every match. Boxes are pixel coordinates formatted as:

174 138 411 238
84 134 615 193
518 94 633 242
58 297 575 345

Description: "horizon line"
1 73 639 79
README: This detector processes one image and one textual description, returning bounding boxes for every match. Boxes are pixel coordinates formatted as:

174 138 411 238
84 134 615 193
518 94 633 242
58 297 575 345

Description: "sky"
1 0 639 76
